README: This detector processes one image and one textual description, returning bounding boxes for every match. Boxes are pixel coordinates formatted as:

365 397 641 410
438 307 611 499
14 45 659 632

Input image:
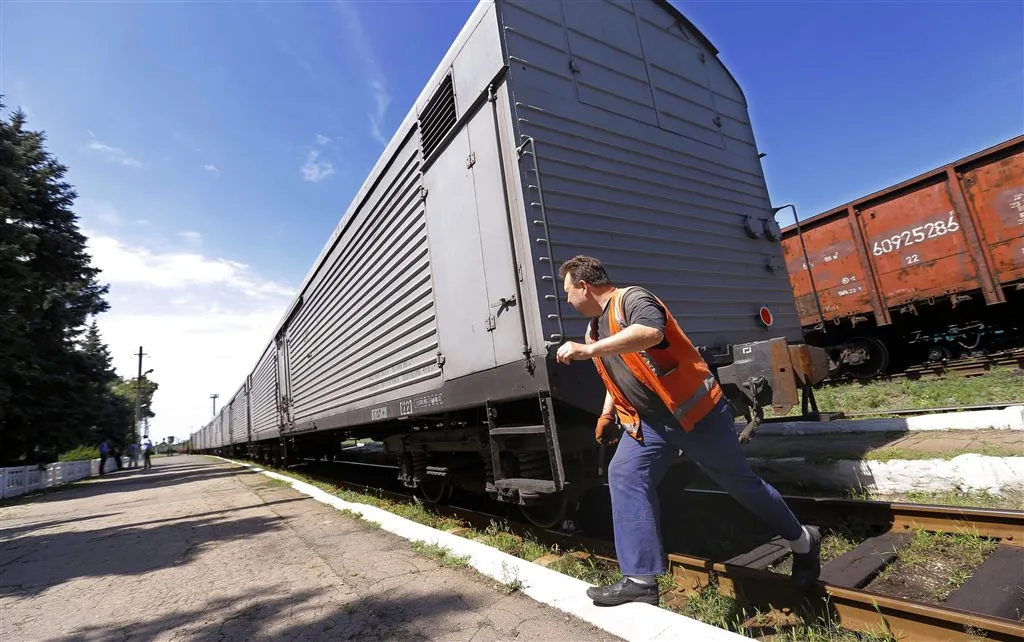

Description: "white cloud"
336 2 392 145
84 230 296 445
178 231 203 246
136 219 151 225
86 140 142 167
203 164 220 174
315 133 331 146
86 232 293 299
301 149 334 182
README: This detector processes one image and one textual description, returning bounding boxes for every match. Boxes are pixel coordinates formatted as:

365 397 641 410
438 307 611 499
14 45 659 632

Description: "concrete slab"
740 405 1024 436
0 456 621 641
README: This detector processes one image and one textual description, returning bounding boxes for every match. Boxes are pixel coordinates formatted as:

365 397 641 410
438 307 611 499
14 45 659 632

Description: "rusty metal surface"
961 146 1024 287
781 135 1024 326
857 178 981 308
782 213 872 325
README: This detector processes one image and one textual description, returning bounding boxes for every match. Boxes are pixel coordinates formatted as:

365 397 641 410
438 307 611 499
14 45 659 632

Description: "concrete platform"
739 429 1024 493
0 456 621 641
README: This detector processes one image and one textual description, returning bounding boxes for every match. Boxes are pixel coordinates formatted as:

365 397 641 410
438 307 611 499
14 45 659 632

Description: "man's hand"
595 413 620 445
556 341 592 364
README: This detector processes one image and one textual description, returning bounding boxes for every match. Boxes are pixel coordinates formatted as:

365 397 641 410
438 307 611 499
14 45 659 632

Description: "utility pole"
210 393 219 417
133 347 148 443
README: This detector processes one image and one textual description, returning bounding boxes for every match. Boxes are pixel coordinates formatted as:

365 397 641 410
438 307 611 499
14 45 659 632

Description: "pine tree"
78 321 134 448
0 103 112 464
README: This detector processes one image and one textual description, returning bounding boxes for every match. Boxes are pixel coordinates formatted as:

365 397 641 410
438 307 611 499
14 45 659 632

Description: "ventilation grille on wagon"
419 74 457 159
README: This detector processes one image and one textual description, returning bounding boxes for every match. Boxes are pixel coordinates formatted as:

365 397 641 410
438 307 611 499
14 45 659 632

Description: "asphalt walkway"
0 456 617 641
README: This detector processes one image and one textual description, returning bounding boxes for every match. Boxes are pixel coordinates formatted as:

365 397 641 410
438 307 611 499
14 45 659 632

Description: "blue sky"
3 0 1022 442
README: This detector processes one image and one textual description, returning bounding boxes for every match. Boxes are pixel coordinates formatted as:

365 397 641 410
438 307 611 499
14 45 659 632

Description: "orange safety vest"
585 287 724 441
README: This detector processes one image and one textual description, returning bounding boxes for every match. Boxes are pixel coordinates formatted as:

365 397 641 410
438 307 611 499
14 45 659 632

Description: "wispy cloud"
203 163 220 174
315 133 331 146
78 198 122 226
178 231 203 246
336 2 392 145
301 149 334 183
86 231 293 299
86 140 142 167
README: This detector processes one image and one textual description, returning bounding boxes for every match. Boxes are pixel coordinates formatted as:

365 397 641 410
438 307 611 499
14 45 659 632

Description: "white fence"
1 457 127 500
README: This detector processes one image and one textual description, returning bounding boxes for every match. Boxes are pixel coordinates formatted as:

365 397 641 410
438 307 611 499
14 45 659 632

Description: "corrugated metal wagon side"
499 0 804 352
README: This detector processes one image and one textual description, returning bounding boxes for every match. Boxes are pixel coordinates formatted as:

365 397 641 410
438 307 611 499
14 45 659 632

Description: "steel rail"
683 489 1024 544
668 553 1024 642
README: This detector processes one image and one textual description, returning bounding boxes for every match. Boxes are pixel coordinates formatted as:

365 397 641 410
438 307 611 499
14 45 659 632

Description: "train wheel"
520 491 571 529
842 337 890 378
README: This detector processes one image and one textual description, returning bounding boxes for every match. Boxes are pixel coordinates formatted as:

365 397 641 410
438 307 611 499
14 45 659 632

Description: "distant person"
98 439 110 475
127 442 139 469
142 436 153 470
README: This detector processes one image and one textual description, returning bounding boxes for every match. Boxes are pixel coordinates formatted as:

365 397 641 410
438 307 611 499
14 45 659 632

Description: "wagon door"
275 333 294 431
466 84 529 369
423 79 528 379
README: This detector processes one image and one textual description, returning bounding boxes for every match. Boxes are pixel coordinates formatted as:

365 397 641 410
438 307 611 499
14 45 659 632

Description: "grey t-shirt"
595 288 673 421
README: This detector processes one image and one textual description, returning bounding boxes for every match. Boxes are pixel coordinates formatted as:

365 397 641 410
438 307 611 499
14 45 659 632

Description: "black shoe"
586 577 659 606
791 526 821 590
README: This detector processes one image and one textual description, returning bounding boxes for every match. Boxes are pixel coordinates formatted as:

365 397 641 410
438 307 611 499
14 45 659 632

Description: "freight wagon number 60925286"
872 212 961 258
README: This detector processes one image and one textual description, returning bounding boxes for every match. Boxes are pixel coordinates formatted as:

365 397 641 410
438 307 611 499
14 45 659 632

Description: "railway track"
882 348 1024 382
281 460 1024 642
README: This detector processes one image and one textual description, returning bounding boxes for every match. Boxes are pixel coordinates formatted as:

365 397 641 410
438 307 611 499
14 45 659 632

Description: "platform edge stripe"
219 458 747 642
746 405 1024 436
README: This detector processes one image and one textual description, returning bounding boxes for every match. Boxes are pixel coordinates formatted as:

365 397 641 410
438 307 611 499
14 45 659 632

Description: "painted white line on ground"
750 454 1024 493
740 406 1024 436
217 457 747 642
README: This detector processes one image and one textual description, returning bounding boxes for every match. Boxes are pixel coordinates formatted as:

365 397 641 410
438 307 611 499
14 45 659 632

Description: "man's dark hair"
558 255 612 286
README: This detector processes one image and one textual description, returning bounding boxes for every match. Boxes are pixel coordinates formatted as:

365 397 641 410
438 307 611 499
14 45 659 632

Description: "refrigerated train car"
781 135 1024 377
191 0 829 526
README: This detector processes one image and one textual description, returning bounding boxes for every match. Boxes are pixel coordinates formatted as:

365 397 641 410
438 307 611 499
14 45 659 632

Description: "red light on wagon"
759 306 773 327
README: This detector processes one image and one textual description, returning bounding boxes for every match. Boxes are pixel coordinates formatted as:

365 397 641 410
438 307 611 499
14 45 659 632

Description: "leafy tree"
0 102 126 464
113 375 159 429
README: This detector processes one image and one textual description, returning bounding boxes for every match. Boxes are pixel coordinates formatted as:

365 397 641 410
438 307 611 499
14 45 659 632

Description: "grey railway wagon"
192 0 824 502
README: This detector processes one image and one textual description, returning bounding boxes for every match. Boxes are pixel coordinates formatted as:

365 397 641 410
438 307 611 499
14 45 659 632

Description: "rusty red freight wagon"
781 135 1024 377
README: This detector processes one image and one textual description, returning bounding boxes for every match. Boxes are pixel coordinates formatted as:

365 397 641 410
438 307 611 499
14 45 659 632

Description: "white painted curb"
750 454 1024 494
741 405 1024 436
216 457 746 642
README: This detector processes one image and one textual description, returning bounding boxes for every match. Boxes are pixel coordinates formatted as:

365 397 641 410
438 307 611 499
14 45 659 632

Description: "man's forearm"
587 324 664 359
602 391 615 416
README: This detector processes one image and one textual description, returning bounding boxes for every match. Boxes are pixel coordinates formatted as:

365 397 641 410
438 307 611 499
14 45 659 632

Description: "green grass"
474 521 549 562
410 541 469 569
667 582 897 641
846 487 1024 511
797 442 1023 465
800 366 1023 415
58 446 100 461
875 528 998 601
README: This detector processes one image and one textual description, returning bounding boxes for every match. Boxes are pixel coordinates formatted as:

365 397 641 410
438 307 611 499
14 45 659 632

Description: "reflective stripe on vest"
671 374 718 424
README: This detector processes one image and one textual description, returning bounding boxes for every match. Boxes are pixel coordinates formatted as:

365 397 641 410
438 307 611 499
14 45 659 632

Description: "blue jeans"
608 398 802 576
